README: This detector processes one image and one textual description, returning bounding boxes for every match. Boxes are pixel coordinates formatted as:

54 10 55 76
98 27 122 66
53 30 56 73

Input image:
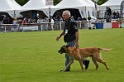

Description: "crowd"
0 12 86 31
0 7 122 32
104 6 120 22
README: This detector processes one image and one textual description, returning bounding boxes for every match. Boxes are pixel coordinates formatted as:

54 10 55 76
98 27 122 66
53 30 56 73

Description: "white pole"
80 21 81 28
5 26 6 33
59 21 61 30
41 24 43 31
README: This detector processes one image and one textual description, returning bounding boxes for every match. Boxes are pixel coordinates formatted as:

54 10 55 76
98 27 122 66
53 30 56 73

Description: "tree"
98 0 108 5
15 0 29 6
92 0 108 5
54 0 61 5
15 0 108 6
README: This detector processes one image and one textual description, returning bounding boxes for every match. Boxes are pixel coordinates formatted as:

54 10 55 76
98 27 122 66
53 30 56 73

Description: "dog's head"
58 45 70 54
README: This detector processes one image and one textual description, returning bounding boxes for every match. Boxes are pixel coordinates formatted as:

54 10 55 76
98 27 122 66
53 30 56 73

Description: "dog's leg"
93 52 109 70
78 59 84 71
92 57 99 70
96 58 109 70
62 59 74 72
94 54 109 70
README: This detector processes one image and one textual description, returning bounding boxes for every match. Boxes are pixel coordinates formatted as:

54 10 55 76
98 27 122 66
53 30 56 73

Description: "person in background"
12 18 18 31
22 17 27 25
56 10 90 72
37 17 43 31
2 15 8 24
105 6 112 22
116 11 120 19
113 11 116 19
51 18 54 30
43 17 49 30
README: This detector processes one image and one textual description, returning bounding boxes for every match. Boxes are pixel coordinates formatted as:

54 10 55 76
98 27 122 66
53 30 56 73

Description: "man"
105 7 112 22
56 10 89 72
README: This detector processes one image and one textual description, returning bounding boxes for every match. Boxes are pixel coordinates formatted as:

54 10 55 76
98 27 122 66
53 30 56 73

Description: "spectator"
116 11 120 19
113 11 116 19
12 18 18 31
22 17 27 25
43 17 49 30
51 18 54 30
28 18 32 23
37 17 43 31
105 7 112 22
2 15 8 24
77 17 82 21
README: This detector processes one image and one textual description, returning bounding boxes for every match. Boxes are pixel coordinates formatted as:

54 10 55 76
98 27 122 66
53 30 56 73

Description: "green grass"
0 28 124 82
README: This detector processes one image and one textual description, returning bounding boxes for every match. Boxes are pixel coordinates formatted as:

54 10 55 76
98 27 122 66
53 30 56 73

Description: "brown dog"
58 45 112 72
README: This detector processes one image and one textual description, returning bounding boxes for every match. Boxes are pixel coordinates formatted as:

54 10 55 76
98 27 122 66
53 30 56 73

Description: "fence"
0 24 20 33
0 21 89 33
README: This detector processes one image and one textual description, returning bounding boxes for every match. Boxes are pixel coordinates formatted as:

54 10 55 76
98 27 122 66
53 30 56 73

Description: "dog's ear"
65 45 70 48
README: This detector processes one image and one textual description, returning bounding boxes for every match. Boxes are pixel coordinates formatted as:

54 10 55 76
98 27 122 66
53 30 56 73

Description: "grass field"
0 28 124 82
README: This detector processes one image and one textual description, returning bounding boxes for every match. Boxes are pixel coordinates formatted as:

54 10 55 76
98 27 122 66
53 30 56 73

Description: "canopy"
53 0 94 9
52 0 96 18
100 0 124 11
0 0 21 18
0 0 21 11
85 0 95 6
19 0 46 11
19 0 56 18
10 0 21 8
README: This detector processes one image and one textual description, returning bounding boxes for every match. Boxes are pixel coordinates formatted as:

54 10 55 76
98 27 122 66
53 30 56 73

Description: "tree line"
15 0 108 6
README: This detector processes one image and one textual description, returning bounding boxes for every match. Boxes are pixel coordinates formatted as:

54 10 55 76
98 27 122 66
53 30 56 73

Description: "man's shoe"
65 69 70 72
85 60 90 69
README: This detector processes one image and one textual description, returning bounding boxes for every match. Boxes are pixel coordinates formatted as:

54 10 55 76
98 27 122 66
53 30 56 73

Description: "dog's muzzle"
58 50 62 54
58 48 66 54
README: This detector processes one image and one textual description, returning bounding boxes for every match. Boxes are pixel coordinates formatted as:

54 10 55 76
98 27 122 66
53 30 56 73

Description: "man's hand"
75 42 79 48
56 36 60 41
56 32 64 41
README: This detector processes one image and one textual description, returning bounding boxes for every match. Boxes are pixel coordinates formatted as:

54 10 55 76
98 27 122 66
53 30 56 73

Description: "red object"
112 22 119 28
22 19 27 25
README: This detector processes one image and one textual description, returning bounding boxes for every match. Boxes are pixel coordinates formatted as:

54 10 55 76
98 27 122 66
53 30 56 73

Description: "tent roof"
101 0 123 6
41 0 46 5
10 0 21 7
53 0 94 9
0 0 21 11
85 0 95 6
20 0 46 11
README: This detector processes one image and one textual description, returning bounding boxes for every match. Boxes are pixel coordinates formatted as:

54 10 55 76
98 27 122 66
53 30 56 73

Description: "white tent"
19 0 46 11
52 0 96 18
0 0 20 11
100 0 123 18
100 0 123 11
85 0 95 6
19 0 51 18
41 5 55 18
41 0 46 5
9 0 22 18
10 0 21 7
0 0 21 18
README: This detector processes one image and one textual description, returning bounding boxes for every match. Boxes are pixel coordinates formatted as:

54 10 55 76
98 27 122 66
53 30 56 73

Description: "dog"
58 45 112 72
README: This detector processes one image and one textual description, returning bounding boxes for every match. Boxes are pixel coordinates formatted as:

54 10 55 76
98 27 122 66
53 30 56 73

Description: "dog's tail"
98 48 112 52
